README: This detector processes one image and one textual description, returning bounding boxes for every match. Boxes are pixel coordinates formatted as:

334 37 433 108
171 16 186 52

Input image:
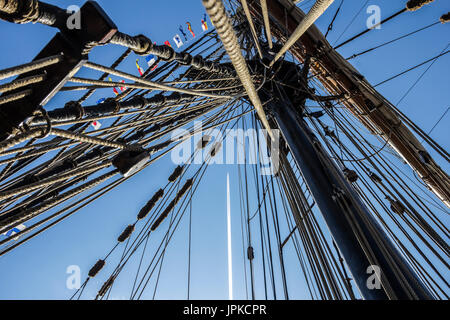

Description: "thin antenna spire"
227 173 233 300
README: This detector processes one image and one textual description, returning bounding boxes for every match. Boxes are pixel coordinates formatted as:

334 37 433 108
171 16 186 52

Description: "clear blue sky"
0 0 448 300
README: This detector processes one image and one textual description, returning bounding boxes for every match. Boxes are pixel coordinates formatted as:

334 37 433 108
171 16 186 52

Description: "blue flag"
146 55 156 67
2 224 26 241
179 25 188 41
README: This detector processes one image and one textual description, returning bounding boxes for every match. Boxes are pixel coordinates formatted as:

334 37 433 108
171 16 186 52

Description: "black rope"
324 0 344 38
423 107 449 140
374 49 450 87
335 8 407 50
396 43 450 105
347 21 440 60
332 0 369 46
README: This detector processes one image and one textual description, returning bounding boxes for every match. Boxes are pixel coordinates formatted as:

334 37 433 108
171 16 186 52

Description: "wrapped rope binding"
406 0 435 11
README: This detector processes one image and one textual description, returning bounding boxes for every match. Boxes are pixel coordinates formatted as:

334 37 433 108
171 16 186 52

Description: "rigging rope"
346 21 441 60
324 0 344 38
334 7 407 50
374 49 450 87
270 0 335 65
203 0 274 139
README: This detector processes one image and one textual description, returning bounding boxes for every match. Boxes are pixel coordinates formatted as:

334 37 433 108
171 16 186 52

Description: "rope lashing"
343 168 358 183
63 101 85 120
109 33 153 56
369 172 383 184
137 189 164 220
0 0 39 24
387 196 406 215
168 166 184 183
197 135 212 149
109 32 232 75
117 225 135 243
440 12 450 24
97 276 114 298
88 259 106 278
86 186 166 296
209 142 222 158
0 0 19 14
30 92 190 125
406 0 435 11
247 246 255 260
151 179 193 231
87 162 195 293
147 140 173 155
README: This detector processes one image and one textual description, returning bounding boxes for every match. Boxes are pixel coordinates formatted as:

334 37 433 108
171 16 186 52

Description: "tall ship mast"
0 0 448 300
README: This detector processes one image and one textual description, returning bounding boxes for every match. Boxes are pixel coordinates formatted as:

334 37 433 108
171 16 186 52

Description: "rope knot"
104 97 120 113
178 52 193 66
32 107 51 139
64 101 84 119
133 34 153 56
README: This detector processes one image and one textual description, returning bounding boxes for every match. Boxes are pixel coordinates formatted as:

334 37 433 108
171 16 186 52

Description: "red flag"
120 80 126 92
91 120 102 130
186 22 195 38
109 77 119 95
201 17 208 31
136 59 144 76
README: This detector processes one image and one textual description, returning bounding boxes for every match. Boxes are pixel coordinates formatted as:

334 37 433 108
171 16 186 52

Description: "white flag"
173 34 183 48
146 54 156 67
2 224 26 241
91 120 102 130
